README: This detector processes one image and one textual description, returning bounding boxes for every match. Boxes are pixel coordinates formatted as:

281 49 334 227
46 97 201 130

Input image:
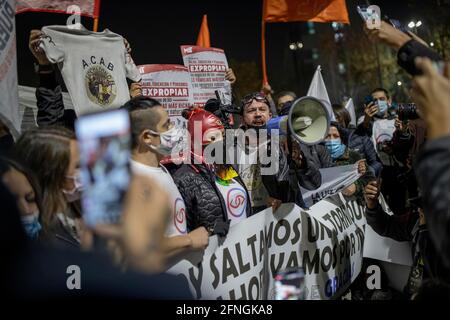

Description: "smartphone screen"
274 268 306 300
75 109 131 227
357 5 380 24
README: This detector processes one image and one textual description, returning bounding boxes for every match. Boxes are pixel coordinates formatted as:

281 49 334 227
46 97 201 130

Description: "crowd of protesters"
1 19 450 301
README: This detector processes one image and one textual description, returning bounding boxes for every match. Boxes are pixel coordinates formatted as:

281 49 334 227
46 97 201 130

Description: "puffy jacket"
339 126 383 177
170 161 252 237
300 144 333 169
261 141 322 209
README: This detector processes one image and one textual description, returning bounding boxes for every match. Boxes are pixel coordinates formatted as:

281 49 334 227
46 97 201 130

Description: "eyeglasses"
242 92 269 106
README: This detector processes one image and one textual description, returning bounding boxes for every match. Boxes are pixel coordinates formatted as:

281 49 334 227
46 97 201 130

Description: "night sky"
16 0 416 94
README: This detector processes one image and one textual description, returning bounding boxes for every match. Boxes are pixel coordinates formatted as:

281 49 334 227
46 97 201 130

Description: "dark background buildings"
16 0 449 115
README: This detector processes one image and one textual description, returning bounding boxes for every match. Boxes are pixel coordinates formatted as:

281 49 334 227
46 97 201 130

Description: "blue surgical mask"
376 100 389 117
325 139 346 160
21 213 42 239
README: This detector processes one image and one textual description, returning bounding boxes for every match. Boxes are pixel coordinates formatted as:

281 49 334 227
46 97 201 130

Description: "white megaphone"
267 96 330 145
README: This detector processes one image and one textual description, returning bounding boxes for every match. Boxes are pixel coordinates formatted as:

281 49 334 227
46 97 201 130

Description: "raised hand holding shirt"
40 25 141 115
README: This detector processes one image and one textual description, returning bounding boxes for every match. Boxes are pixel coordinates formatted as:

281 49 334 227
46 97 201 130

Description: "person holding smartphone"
121 96 209 257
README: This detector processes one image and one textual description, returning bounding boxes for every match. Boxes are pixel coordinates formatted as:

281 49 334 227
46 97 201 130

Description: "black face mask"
0 134 14 154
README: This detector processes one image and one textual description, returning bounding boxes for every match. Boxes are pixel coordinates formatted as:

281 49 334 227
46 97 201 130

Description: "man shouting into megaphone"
237 92 322 213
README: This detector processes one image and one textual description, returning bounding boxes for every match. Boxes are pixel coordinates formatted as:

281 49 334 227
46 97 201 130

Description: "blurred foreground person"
14 127 84 248
1 175 192 299
121 96 209 259
411 58 450 268
0 157 43 240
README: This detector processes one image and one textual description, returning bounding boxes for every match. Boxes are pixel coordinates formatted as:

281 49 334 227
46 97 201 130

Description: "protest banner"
0 0 21 137
180 45 231 107
301 163 361 207
167 193 367 300
16 0 100 18
139 64 193 127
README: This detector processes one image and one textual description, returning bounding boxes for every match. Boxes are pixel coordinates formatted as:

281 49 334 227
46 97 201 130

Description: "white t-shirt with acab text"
40 25 141 115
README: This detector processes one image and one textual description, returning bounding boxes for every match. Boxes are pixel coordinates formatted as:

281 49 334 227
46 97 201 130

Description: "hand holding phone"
357 5 381 29
274 268 306 300
75 109 131 228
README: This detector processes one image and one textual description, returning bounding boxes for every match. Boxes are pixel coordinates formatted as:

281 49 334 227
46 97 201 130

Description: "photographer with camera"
359 87 410 214
390 104 428 203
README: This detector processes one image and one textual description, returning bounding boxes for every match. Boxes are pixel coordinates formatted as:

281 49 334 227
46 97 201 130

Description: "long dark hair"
0 156 44 220
332 103 351 129
13 127 75 230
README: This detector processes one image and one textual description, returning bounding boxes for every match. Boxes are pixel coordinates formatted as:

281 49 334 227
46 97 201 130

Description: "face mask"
62 170 83 202
376 100 389 117
325 139 346 160
21 212 42 239
149 125 185 156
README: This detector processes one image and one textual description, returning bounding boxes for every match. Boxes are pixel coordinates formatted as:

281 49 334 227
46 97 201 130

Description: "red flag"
196 15 211 48
264 0 349 24
16 0 101 18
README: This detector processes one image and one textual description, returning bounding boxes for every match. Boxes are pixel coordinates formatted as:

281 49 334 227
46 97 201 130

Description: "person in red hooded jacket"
169 108 252 237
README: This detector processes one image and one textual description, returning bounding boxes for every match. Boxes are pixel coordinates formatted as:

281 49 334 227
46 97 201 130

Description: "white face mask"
148 125 185 156
62 170 83 202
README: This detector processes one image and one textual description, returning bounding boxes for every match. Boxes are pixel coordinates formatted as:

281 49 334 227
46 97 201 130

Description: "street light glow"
416 20 422 27
289 43 296 50
397 81 402 86
408 21 416 28
430 42 435 47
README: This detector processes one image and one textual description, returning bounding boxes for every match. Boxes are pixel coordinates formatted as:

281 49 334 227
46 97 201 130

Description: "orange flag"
263 0 349 24
196 15 211 47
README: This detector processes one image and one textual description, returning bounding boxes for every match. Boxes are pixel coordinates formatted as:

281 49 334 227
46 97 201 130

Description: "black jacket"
36 69 77 130
415 135 450 269
1 180 192 300
397 40 442 76
339 126 383 176
300 144 333 169
170 161 252 236
261 142 322 209
365 203 449 284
